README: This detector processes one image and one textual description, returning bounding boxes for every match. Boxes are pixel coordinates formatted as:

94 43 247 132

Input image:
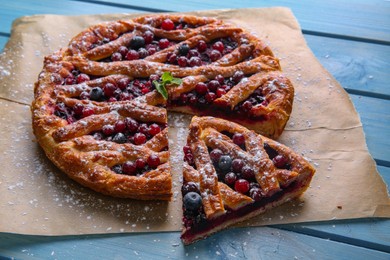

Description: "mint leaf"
153 72 182 100
161 71 173 83
153 80 168 100
171 77 183 85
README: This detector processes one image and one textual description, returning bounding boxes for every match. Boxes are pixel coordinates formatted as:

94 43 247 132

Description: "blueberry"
183 192 202 212
90 87 103 101
218 155 232 172
130 36 145 50
111 165 123 174
178 44 190 56
112 133 127 144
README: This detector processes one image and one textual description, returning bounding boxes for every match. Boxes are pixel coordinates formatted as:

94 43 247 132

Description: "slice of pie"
180 116 315 244
32 14 295 200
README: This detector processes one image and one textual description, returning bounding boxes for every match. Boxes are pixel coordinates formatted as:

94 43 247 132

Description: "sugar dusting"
0 101 176 234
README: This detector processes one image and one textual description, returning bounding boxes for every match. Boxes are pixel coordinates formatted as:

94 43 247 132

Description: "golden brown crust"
181 116 315 244
32 14 295 200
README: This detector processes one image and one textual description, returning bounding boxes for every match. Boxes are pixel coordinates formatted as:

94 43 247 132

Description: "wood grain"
74 0 390 42
1 227 389 259
351 94 390 165
306 35 390 98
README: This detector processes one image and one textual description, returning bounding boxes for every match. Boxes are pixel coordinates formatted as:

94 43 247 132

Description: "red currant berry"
125 118 139 132
273 155 288 168
232 159 244 173
234 179 250 194
177 56 188 67
135 158 146 169
183 145 192 155
148 123 161 136
212 41 224 52
210 149 223 163
159 38 170 49
102 124 115 136
143 31 154 44
111 52 122 61
241 100 253 113
73 103 84 116
189 56 202 67
224 172 237 186
147 154 161 168
216 88 226 98
215 75 225 84
205 92 216 103
232 71 245 83
118 46 128 56
161 19 175 31
195 82 208 95
76 74 90 84
103 82 118 97
232 133 245 146
117 78 130 90
207 80 220 92
241 166 255 180
125 50 139 60
82 106 94 117
122 161 137 175
197 40 207 52
209 50 222 62
133 133 147 145
114 120 126 133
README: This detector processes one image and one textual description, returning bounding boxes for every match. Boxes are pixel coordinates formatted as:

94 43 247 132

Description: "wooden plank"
1 0 389 42
279 218 390 253
378 165 390 193
0 227 389 259
350 95 390 165
0 0 142 35
305 35 390 98
278 166 390 252
0 36 9 52
85 0 390 42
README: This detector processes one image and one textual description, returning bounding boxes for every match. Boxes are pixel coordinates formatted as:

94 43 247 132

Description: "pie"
32 14 296 200
31 13 312 241
180 116 315 244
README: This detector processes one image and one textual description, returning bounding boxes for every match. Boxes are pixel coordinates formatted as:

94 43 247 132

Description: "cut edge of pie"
180 116 315 245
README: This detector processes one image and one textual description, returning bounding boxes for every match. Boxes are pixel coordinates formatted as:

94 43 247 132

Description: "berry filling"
62 69 93 86
158 18 201 30
111 154 162 176
165 37 238 67
53 102 95 123
69 74 161 102
103 32 179 62
183 145 195 167
170 71 267 121
263 143 291 170
88 37 111 50
91 118 166 145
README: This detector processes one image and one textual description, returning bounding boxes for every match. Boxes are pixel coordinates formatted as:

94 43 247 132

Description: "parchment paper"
0 7 389 235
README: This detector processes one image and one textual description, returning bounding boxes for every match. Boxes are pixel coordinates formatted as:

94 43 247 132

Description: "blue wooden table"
0 1 389 259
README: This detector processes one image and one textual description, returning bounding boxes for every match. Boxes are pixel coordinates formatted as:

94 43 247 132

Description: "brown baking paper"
0 7 389 235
